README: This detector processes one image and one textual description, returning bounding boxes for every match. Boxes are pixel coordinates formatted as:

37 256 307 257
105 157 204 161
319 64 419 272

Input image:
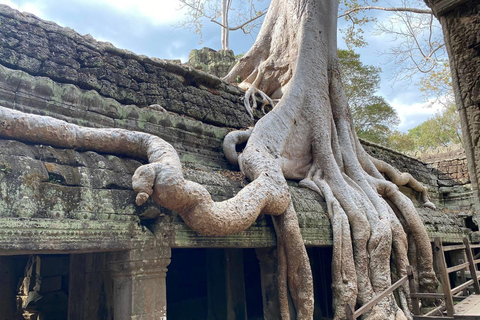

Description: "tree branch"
338 6 432 18
179 0 216 20
210 11 267 31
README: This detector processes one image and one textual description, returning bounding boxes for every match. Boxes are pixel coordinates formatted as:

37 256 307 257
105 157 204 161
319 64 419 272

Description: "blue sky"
0 0 444 131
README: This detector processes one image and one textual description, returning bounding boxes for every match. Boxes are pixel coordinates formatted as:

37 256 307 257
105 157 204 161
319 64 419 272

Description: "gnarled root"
371 157 436 209
0 106 313 318
0 106 290 236
353 139 437 296
299 177 357 320
374 178 438 295
223 127 253 167
240 82 275 119
299 163 417 320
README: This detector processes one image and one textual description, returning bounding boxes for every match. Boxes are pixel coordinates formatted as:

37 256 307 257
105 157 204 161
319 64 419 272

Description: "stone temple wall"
420 147 469 185
188 47 237 78
0 4 473 258
420 148 473 212
425 1 480 223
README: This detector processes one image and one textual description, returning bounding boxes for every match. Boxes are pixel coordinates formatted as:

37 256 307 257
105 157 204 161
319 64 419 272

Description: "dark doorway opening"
167 248 264 320
308 246 334 319
244 248 263 319
0 254 70 320
167 248 209 320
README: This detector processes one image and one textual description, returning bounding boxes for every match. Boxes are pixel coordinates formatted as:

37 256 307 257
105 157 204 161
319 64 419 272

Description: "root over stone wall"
0 4 472 254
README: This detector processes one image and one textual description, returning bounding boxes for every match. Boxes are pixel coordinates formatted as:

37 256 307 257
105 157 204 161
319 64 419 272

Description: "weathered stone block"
188 47 236 78
471 231 480 243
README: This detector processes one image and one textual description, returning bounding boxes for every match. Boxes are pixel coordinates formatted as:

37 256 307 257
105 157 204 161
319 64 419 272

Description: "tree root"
240 82 275 119
273 202 314 319
374 178 438 294
299 177 357 320
223 127 253 167
370 157 436 209
298 159 424 320
0 107 290 236
0 105 314 318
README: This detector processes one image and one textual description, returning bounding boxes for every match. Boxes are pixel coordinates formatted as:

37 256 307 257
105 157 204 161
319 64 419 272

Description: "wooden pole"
407 266 421 315
463 237 480 294
434 237 455 317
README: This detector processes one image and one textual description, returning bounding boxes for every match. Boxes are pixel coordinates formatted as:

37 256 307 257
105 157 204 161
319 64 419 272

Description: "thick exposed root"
223 128 253 167
386 205 413 317
371 157 436 209
374 178 438 294
0 105 313 318
0 107 290 236
299 178 357 320
298 161 422 320
273 202 314 319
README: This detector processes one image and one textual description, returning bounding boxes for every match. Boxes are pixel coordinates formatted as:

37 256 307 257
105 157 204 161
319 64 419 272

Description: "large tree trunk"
424 1 480 224
225 0 437 319
0 0 438 319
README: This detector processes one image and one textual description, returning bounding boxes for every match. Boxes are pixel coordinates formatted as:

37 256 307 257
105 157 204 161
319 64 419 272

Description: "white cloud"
82 0 187 26
164 40 188 62
0 0 187 26
0 0 45 17
390 97 444 132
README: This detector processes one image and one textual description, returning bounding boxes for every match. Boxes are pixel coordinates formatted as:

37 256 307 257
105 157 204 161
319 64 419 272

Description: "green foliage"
386 131 415 152
337 49 459 155
407 104 461 152
339 0 379 49
387 104 461 153
354 97 400 145
338 49 400 145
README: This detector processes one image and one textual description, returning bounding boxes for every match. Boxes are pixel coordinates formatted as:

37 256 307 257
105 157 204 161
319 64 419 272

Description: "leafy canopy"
387 103 461 153
338 49 400 145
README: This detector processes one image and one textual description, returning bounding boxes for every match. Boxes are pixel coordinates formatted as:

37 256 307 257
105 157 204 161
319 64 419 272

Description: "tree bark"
221 0 231 50
225 0 438 318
